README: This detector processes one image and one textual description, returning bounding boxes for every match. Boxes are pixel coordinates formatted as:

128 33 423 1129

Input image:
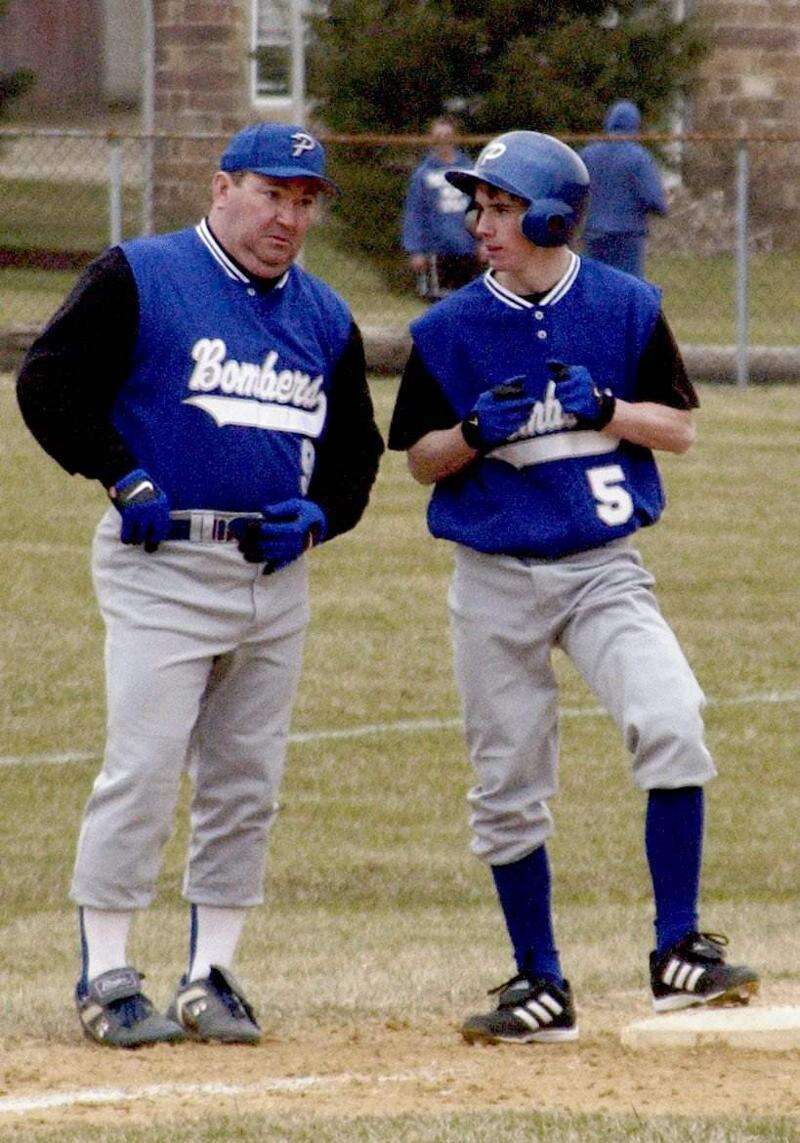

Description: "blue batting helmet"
445 131 590 247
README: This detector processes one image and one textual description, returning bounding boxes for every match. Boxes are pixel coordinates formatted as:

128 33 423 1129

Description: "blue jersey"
402 150 477 256
410 255 665 558
580 101 667 236
117 222 351 512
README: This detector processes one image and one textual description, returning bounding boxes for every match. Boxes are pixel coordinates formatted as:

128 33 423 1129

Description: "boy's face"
473 184 533 274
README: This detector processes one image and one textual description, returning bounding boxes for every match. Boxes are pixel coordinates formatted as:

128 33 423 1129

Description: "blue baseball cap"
220 123 338 193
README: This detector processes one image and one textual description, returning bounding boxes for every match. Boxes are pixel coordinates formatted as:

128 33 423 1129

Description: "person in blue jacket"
580 100 668 278
402 118 481 299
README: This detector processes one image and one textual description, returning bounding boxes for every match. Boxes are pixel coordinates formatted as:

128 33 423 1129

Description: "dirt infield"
1 985 799 1134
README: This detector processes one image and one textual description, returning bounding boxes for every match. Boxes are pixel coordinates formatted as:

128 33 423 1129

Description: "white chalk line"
1 688 798 770
0 1066 438 1117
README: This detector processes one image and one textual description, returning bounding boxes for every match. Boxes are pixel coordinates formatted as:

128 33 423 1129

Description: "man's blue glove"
461 378 537 452
109 468 171 553
548 360 616 429
230 498 327 573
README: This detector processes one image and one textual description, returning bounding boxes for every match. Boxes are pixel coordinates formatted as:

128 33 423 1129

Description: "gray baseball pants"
449 539 716 866
71 508 309 909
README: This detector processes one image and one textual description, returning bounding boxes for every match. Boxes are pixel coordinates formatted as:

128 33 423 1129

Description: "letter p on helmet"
478 141 507 166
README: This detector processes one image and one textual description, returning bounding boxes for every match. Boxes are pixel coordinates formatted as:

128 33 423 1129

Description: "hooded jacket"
402 149 478 256
580 102 668 235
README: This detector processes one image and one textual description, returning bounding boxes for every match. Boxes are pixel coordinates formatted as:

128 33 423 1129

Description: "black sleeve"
387 345 459 451
15 247 140 487
635 312 699 410
307 321 384 542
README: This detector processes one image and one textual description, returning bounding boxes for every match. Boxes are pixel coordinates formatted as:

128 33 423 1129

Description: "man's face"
209 172 320 277
473 184 532 274
431 121 454 145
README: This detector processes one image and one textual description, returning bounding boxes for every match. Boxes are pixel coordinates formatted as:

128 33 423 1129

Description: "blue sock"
646 786 704 954
188 903 198 979
77 907 88 996
491 846 563 986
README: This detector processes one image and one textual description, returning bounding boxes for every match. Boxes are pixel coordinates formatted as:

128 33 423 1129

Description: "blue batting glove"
548 360 616 429
230 498 327 572
109 468 171 552
461 378 537 451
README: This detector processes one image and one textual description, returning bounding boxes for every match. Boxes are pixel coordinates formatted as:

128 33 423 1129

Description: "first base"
621 1006 800 1051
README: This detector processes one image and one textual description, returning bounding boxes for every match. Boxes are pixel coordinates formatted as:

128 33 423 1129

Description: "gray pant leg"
73 513 307 909
184 568 308 904
450 547 559 865
557 547 716 789
72 562 216 908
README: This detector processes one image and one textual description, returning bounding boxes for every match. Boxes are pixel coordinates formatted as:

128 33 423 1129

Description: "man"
17 122 384 1048
388 130 758 1045
580 100 668 278
402 118 481 299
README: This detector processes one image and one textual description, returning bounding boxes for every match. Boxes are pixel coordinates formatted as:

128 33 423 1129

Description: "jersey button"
536 330 547 340
534 311 544 320
247 287 256 297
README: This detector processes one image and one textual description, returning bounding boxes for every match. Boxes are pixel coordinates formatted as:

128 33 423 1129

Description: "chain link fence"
1 128 799 382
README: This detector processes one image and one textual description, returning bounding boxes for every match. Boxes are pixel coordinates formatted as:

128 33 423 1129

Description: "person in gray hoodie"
580 100 668 278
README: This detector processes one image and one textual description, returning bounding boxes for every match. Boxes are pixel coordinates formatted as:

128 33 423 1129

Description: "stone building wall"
152 0 252 229
690 0 800 237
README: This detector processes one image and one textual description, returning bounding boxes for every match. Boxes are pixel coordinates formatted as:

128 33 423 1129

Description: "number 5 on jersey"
587 464 634 526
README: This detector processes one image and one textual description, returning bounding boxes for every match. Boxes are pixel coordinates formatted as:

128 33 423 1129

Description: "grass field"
1 172 799 341
0 377 798 1139
6 245 799 344
0 177 142 253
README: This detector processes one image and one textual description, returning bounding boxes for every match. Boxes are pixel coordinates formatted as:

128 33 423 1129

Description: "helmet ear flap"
521 200 575 248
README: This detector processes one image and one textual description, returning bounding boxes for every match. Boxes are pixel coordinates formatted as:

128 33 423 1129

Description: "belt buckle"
188 511 216 543
173 510 262 543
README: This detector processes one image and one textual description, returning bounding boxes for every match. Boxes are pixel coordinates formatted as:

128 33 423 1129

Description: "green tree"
308 0 707 276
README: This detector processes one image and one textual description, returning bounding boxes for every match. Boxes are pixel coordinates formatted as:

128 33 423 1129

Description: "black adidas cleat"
168 964 261 1044
650 932 759 1012
461 974 579 1045
76 967 185 1048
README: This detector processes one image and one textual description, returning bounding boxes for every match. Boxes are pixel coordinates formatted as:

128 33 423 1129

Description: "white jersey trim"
482 251 581 311
541 251 580 305
482 271 531 310
196 219 249 282
195 219 290 291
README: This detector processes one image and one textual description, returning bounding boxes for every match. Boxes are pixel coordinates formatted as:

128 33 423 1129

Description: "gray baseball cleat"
650 931 760 1012
461 973 579 1045
76 967 186 1048
167 964 262 1044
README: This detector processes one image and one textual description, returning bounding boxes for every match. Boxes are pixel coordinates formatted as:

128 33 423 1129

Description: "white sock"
188 905 248 981
80 907 134 983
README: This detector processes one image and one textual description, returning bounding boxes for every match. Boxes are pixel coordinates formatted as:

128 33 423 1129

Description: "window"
252 0 291 104
666 0 694 180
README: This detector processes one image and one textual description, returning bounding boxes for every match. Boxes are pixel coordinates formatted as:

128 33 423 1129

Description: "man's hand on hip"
108 468 171 553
